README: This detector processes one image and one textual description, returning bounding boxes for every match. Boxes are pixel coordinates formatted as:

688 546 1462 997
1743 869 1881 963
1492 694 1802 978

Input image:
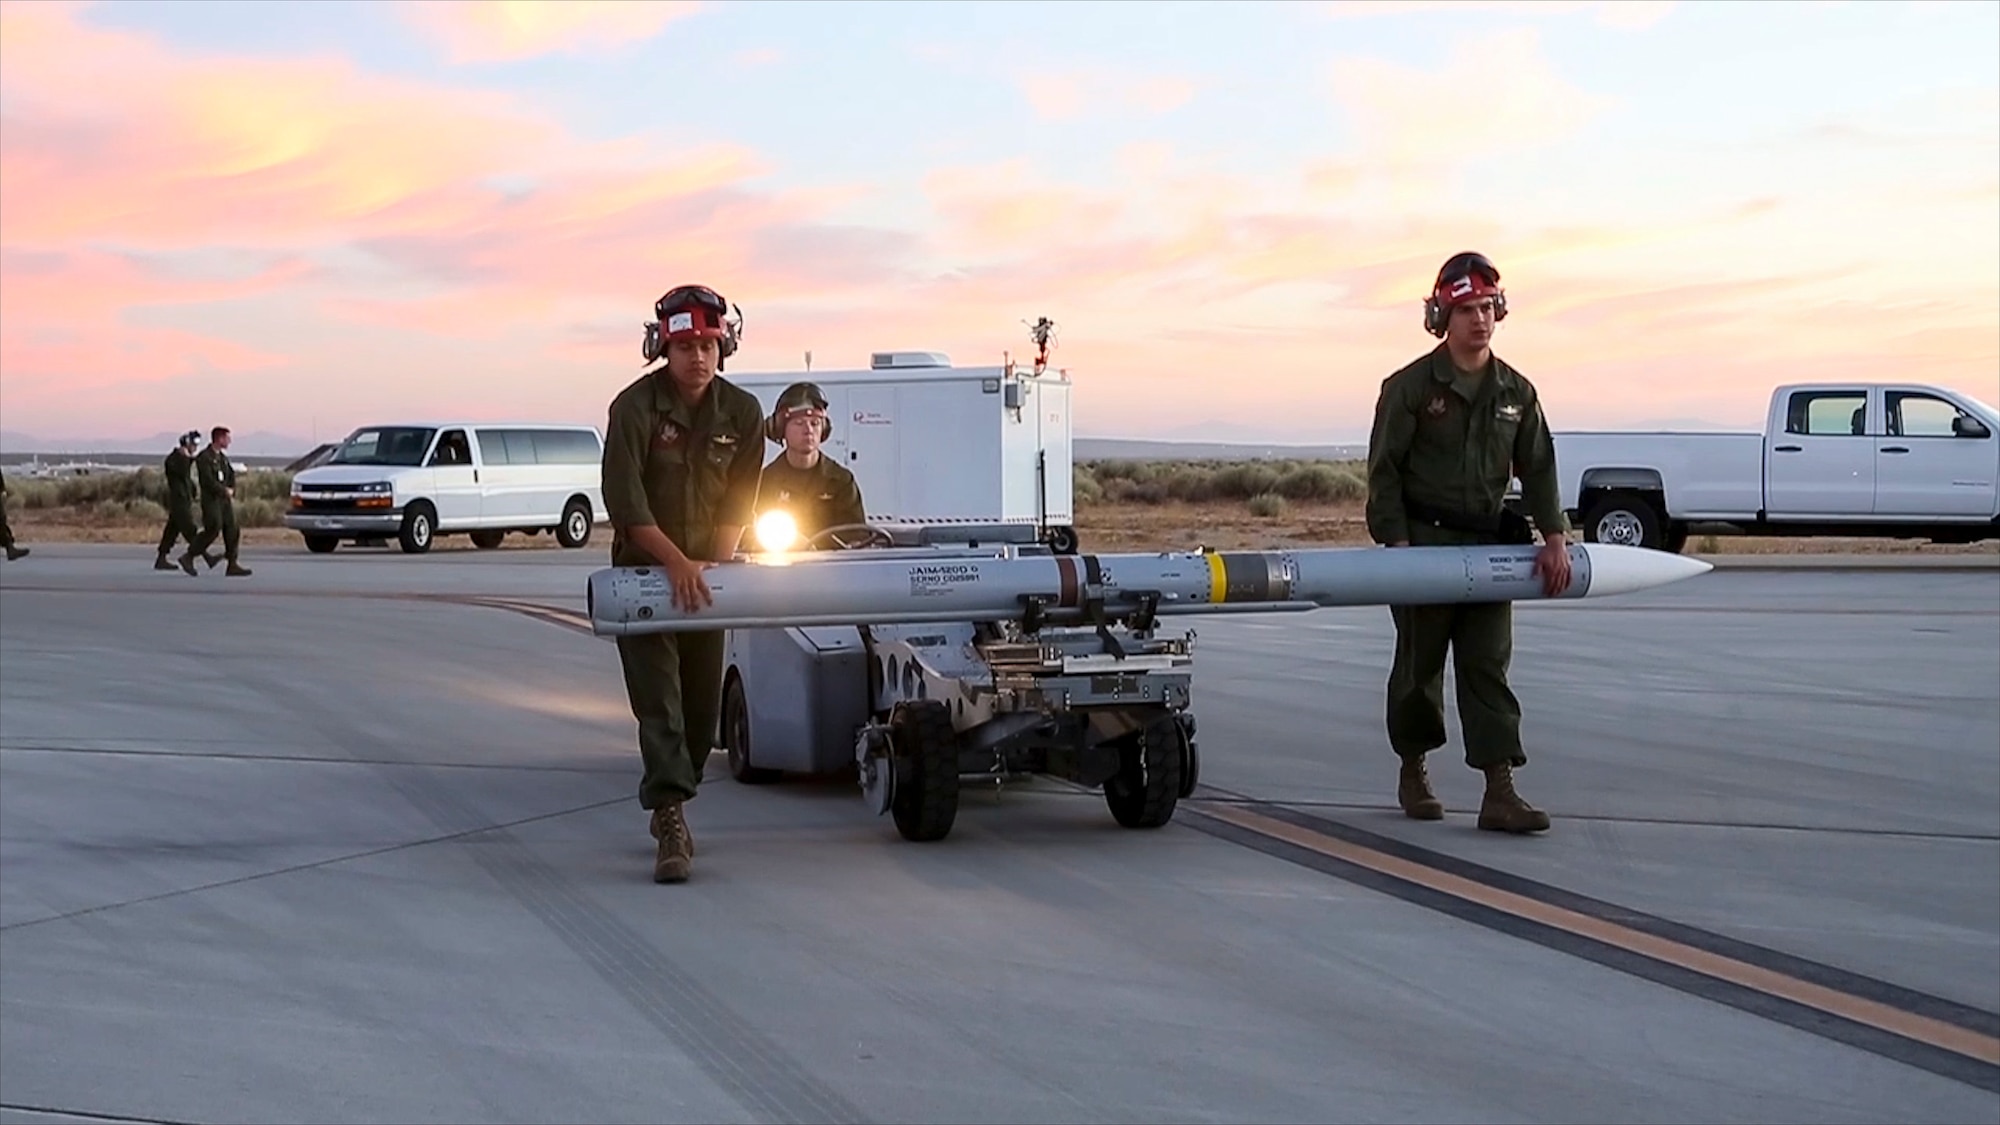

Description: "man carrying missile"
155 430 203 572
601 284 766 884
754 381 867 547
1364 251 1572 834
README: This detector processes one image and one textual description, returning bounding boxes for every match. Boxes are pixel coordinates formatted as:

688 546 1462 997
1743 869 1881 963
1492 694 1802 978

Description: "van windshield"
330 427 436 466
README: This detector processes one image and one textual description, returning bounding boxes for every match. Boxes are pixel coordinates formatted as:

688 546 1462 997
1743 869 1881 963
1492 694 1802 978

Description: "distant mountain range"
2 417 1742 466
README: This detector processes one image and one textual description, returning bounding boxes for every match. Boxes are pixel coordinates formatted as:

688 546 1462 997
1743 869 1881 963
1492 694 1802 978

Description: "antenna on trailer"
805 349 812 372
1024 316 1057 375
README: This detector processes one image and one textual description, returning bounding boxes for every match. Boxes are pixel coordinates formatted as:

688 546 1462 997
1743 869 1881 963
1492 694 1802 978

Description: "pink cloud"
395 0 703 64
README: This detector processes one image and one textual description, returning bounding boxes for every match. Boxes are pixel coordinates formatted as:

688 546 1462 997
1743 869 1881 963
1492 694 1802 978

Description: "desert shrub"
1247 492 1287 518
1210 464 1281 500
1160 467 1217 503
1072 466 1104 504
237 498 284 527
1274 464 1366 502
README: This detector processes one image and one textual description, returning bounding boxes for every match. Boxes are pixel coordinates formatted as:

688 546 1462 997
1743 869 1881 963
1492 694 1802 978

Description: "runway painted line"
1180 794 2000 1095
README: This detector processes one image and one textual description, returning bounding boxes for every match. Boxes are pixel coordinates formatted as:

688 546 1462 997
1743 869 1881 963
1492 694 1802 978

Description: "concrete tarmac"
2 543 1996 1125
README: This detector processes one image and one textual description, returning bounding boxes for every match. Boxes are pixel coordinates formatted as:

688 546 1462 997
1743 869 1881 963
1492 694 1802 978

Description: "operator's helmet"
1424 251 1508 338
766 381 831 444
642 284 740 365
179 429 202 449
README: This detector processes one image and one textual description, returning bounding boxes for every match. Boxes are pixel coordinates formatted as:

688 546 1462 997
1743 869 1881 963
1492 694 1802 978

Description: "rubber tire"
556 498 592 549
1046 525 1079 555
398 502 436 554
1105 712 1185 829
1581 490 1663 551
888 699 959 842
469 530 504 550
722 674 781 785
302 535 339 554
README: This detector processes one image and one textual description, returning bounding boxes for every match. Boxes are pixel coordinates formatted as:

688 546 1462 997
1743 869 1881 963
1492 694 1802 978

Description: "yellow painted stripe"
1206 551 1228 604
1196 802 2000 1068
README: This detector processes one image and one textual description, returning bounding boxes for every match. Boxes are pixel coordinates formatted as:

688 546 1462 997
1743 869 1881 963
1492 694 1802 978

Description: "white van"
284 422 608 554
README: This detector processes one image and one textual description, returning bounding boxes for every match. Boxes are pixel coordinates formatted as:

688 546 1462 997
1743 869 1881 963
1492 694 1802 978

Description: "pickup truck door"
1876 389 1999 517
1765 387 1876 517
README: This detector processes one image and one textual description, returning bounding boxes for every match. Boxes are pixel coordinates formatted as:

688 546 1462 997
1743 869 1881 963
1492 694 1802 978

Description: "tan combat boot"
649 802 693 883
1398 756 1444 820
1478 764 1551 834
649 801 695 857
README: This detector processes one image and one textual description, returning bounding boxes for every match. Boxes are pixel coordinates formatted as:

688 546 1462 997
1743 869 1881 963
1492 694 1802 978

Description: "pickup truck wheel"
1582 491 1662 551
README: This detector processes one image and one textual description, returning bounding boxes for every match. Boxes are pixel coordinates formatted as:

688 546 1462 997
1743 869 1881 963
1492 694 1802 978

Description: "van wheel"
398 502 436 554
556 498 591 549
469 530 504 550
302 534 339 554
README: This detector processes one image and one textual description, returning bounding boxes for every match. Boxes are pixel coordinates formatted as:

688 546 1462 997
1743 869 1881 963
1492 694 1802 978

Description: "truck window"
330 427 436 466
1785 391 1868 436
533 429 601 464
1886 392 1964 438
473 429 512 465
427 429 472 467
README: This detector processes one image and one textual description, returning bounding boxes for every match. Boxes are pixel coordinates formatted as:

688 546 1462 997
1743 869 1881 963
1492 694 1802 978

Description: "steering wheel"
807 522 895 551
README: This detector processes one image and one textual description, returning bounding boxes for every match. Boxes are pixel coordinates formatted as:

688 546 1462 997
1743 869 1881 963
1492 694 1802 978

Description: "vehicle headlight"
755 510 799 552
360 482 391 494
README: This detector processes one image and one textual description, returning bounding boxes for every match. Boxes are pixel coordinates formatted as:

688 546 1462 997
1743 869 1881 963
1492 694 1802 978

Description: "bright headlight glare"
755 510 798 551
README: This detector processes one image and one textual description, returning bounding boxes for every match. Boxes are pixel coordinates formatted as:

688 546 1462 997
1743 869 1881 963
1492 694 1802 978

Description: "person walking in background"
156 430 203 572
0 469 27 561
183 426 251 578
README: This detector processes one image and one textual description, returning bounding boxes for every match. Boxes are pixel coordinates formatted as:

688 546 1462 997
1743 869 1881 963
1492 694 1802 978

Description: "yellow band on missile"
1206 550 1228 604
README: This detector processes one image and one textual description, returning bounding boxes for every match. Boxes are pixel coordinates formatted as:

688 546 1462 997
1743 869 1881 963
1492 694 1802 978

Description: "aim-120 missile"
584 542 1712 637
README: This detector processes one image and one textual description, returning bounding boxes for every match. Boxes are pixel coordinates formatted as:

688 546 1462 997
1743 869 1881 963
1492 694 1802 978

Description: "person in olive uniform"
602 284 765 884
1364 251 1571 834
155 430 204 572
755 381 866 546
0 470 27 561
184 426 252 577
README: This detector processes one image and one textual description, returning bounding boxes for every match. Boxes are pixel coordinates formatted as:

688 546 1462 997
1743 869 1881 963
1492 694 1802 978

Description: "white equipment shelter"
726 350 1079 553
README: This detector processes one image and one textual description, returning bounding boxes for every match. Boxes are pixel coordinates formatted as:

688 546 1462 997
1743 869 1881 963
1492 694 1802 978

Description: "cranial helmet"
179 430 202 449
641 284 743 368
766 381 831 444
1423 251 1508 338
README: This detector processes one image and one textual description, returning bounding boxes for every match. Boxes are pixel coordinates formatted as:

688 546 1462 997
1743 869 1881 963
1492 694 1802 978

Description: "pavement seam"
1176 791 2000 1094
0 796 628 935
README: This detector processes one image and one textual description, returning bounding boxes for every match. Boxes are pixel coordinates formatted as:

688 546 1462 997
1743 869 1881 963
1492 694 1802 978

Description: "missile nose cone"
1580 543 1713 598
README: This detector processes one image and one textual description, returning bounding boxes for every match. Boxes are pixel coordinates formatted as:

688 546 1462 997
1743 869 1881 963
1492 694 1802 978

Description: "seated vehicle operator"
752 381 871 550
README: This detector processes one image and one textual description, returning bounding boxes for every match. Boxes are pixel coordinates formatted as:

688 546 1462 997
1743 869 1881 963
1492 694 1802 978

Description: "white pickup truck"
1550 382 2000 553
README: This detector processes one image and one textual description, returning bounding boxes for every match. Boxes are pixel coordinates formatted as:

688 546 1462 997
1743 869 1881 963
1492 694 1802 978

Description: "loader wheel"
888 699 959 842
1105 712 1185 829
722 674 781 785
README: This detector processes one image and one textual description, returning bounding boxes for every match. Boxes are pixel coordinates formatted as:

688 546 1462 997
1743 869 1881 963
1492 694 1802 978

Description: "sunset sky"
1 0 1995 448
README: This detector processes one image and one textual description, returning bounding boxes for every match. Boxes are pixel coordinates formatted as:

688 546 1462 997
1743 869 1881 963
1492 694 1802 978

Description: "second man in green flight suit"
601 284 766 885
754 381 866 548
1365 251 1571 835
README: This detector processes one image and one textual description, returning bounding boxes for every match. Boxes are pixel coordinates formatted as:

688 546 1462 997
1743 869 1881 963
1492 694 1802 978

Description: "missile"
584 542 1712 637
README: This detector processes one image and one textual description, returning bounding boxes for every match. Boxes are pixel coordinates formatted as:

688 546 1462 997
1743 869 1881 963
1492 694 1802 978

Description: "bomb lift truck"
717 321 1200 842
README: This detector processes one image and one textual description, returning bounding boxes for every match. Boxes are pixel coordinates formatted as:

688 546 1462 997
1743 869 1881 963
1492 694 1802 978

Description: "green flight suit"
189 446 240 563
755 451 866 544
1364 344 1567 770
602 368 765 809
156 447 201 557
0 473 18 553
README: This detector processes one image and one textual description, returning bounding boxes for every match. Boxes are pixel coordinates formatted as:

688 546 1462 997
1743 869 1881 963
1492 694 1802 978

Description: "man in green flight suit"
601 283 765 884
0 470 27 561
183 426 251 577
753 381 867 549
155 430 204 572
1364 251 1571 834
